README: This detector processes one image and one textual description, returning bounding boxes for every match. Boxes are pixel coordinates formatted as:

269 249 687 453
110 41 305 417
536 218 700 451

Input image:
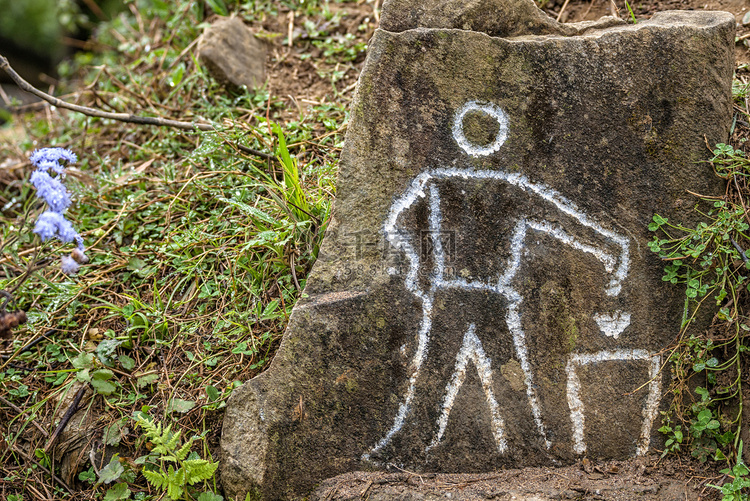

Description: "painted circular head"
452 101 509 157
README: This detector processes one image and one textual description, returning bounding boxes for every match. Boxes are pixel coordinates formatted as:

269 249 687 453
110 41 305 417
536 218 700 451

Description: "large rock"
197 17 266 90
220 6 734 500
379 0 625 36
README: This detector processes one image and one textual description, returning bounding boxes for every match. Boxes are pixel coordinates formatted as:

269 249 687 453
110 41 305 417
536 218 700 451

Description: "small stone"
197 17 266 90
742 10 750 26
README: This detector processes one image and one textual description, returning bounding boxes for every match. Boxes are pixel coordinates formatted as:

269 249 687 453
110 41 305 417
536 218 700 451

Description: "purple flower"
30 170 71 213
34 211 80 244
29 148 87 272
30 148 77 174
60 255 80 275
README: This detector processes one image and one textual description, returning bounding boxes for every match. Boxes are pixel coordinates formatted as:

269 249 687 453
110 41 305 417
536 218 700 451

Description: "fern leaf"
168 465 187 485
166 480 184 501
165 428 182 453
152 442 167 455
183 459 219 484
175 440 192 461
143 469 168 490
134 411 159 438
148 420 162 439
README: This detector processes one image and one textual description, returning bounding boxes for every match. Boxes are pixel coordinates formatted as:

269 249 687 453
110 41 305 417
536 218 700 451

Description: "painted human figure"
364 102 660 464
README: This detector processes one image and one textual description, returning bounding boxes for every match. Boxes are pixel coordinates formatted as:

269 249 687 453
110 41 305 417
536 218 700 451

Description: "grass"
0 0 370 499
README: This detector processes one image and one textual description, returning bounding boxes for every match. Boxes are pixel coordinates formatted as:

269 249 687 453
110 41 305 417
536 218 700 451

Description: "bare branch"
0 53 215 132
44 384 88 453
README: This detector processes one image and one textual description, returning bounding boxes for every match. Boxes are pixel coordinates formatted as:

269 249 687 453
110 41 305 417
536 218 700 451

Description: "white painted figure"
363 102 661 462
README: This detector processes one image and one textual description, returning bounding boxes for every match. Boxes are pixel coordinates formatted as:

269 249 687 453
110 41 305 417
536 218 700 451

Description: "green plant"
733 80 750 101
708 442 750 500
624 0 637 23
133 410 220 500
271 122 330 236
658 413 683 456
651 142 750 494
95 454 136 501
70 352 118 395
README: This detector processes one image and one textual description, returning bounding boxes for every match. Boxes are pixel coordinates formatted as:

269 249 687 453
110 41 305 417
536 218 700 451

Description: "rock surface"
220 5 735 500
197 17 266 90
379 0 625 36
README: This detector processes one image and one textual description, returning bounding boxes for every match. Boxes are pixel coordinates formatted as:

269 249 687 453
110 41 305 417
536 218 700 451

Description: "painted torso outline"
363 102 661 462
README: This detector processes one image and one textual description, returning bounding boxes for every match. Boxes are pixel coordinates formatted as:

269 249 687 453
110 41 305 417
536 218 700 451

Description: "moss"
461 110 501 147
345 378 359 393
563 316 579 352
243 486 264 501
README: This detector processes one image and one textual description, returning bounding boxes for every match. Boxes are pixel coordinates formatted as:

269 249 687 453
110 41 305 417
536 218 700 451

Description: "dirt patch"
253 2 378 122
311 457 721 501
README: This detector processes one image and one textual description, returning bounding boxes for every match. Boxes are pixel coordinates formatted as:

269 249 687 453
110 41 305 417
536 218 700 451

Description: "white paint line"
502 219 550 448
452 101 509 158
429 183 445 285
566 361 586 455
364 173 436 461
526 220 617 274
639 355 662 456
365 103 641 461
593 311 631 339
384 172 432 296
427 325 507 453
566 350 661 456
430 167 630 296
362 298 433 461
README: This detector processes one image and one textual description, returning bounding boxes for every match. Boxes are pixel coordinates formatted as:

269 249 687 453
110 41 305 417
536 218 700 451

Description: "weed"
650 79 750 497
658 413 683 456
624 0 637 23
707 442 750 501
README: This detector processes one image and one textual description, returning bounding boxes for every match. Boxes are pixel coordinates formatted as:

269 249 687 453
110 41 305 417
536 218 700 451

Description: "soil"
310 457 718 500
251 0 750 500
258 1 378 123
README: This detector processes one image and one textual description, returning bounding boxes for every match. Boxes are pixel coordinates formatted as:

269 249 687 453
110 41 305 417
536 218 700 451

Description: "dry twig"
0 53 214 132
0 394 50 438
44 384 88 453
6 439 74 495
